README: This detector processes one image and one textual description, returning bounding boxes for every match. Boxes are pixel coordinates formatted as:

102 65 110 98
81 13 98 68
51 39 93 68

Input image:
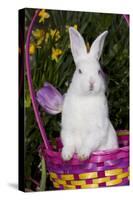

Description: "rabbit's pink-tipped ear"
89 31 108 60
69 27 87 63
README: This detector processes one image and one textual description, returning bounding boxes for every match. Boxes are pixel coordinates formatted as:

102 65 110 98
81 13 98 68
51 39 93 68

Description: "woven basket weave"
25 10 129 190
43 130 129 189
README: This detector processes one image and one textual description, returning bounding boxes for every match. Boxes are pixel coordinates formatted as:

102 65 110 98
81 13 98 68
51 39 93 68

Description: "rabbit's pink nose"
89 81 95 90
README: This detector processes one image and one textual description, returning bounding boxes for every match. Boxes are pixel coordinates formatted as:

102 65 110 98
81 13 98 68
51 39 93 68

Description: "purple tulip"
36 82 64 115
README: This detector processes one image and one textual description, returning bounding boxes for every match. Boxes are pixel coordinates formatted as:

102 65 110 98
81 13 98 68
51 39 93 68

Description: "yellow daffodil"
66 24 78 32
38 9 50 24
73 24 78 30
50 29 60 41
29 42 36 55
32 29 45 39
32 29 45 47
45 29 61 43
37 38 44 47
45 32 49 43
51 48 63 62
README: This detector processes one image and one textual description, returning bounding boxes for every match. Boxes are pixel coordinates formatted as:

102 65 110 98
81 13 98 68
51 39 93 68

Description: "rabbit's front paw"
77 147 91 160
61 146 74 161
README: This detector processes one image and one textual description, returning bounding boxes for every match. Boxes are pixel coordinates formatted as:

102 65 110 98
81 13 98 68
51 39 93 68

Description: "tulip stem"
40 157 46 191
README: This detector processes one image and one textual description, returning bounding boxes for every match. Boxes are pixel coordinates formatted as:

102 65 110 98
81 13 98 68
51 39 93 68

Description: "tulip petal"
36 82 64 115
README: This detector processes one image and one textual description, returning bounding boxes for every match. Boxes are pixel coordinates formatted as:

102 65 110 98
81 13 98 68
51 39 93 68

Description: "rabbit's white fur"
61 27 118 161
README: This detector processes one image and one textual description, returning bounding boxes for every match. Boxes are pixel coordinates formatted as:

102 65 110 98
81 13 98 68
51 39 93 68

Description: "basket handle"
25 9 51 150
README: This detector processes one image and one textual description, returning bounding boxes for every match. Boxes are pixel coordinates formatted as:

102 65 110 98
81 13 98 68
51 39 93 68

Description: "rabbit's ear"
69 27 87 63
89 31 108 60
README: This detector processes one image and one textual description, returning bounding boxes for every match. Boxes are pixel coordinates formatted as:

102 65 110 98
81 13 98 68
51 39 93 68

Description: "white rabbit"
61 27 118 161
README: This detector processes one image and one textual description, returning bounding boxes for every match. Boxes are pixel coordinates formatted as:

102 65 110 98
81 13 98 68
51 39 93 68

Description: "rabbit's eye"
78 69 82 74
98 70 101 75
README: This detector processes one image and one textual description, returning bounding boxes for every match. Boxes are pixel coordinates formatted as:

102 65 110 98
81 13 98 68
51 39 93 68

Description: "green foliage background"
24 9 129 191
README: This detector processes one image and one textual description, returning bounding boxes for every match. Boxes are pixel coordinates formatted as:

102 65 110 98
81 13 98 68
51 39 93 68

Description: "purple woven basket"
25 10 129 189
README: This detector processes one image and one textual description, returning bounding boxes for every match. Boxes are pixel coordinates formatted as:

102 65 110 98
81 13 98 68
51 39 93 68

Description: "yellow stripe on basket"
79 172 98 179
61 174 74 180
53 182 60 188
117 131 129 136
71 180 86 186
56 178 67 185
117 172 129 179
49 172 58 179
64 184 76 189
106 178 122 186
105 168 123 176
93 177 110 184
81 184 98 189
